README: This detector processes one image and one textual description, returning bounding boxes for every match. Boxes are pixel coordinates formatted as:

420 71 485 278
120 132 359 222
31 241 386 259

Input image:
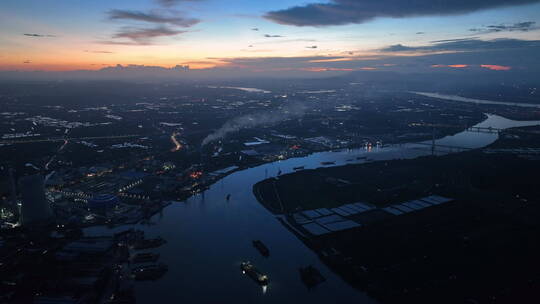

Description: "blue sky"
0 0 539 73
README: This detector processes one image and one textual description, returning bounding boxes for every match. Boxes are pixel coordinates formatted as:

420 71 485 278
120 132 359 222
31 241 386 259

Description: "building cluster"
0 228 170 303
0 167 168 302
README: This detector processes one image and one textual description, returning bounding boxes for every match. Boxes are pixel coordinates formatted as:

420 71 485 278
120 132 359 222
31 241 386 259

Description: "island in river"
253 125 540 303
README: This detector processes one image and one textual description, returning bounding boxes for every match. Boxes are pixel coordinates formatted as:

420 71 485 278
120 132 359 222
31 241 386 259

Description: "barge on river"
252 240 270 257
241 261 268 285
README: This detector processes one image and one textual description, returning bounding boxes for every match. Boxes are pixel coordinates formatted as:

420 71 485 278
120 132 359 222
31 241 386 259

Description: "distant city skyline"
1 0 539 76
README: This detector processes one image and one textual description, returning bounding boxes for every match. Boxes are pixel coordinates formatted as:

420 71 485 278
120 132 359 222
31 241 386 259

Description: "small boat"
115 229 144 243
299 265 326 288
131 252 160 264
241 261 268 285
252 240 270 257
277 169 282 176
132 264 168 281
226 194 231 201
321 161 335 165
132 237 167 250
115 228 143 239
293 166 304 170
356 156 367 160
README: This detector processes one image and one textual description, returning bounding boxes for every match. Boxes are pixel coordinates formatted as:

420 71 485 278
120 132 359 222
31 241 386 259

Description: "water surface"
412 92 540 109
87 114 540 303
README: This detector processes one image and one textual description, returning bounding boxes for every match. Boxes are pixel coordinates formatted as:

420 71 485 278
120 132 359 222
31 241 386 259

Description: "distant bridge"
411 142 473 153
466 126 501 134
412 122 540 135
412 123 501 134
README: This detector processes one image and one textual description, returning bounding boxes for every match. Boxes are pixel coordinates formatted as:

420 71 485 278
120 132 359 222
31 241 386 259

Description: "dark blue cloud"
23 33 55 37
99 26 187 45
381 38 540 52
105 8 198 45
107 10 199 27
265 0 540 26
156 0 201 7
381 44 412 52
469 21 537 33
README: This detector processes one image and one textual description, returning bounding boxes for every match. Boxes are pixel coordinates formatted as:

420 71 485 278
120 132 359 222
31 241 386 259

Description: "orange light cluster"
290 145 301 150
190 171 203 179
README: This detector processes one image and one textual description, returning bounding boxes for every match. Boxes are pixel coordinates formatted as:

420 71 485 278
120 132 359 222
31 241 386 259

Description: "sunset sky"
1 0 539 74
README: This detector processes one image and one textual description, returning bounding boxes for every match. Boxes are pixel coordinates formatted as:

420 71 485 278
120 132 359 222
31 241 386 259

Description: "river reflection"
86 114 540 304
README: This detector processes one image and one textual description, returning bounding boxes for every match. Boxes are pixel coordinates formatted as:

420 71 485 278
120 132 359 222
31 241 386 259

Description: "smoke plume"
202 102 307 146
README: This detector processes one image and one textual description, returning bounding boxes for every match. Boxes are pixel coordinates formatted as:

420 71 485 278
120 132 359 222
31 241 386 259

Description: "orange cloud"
431 64 468 68
301 67 354 72
179 60 228 69
309 56 381 63
296 67 377 72
431 64 512 71
480 64 511 71
309 58 354 63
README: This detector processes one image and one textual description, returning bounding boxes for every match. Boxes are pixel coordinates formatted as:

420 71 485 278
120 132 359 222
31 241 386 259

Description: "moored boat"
241 261 268 285
131 252 160 264
252 240 270 257
299 265 326 288
132 264 168 281
132 237 167 250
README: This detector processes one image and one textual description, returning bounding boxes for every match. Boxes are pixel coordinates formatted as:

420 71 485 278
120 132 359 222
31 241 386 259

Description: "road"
170 132 182 152
0 134 141 145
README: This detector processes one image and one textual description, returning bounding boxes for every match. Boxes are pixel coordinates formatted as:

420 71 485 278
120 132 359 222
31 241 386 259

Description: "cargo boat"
252 240 270 257
293 166 304 170
321 161 335 165
131 252 160 264
299 265 326 288
240 261 268 285
115 228 144 240
132 237 166 250
115 229 144 245
132 264 168 281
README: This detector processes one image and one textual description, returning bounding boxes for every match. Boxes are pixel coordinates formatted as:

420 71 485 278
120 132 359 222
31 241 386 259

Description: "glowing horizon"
1 0 539 74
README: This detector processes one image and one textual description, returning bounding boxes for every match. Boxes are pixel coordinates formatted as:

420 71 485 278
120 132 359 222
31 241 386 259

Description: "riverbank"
187 112 492 207
252 126 540 303
82 115 540 304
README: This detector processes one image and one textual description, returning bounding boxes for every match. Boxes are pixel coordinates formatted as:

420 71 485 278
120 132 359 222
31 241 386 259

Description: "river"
87 114 540 303
412 92 540 109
